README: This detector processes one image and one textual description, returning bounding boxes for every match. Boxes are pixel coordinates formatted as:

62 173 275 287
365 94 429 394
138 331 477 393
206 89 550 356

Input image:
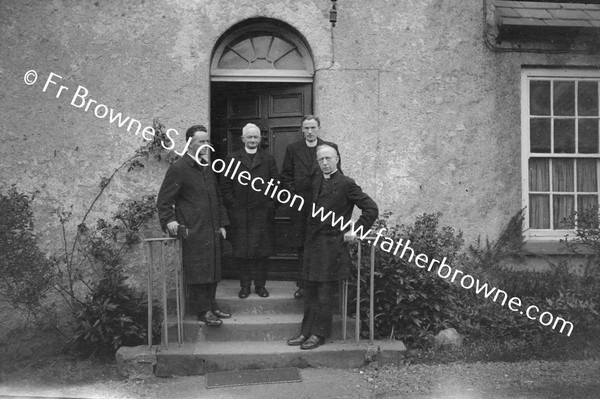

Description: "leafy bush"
351 209 600 348
72 263 161 357
0 185 54 311
350 212 465 348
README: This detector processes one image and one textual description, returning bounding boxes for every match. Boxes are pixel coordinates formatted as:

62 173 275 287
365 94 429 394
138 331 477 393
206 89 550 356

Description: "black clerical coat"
280 138 341 246
220 148 279 258
303 171 378 282
156 155 229 284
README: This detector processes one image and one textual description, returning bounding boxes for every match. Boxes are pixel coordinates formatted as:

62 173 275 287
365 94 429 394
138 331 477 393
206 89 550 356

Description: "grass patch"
405 330 600 365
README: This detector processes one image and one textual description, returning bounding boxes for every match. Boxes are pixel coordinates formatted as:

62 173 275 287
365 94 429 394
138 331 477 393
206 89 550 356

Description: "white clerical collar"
305 140 318 148
245 147 257 154
323 170 338 179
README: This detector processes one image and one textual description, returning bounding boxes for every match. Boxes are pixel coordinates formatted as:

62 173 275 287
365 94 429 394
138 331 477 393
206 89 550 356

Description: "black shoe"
294 288 304 299
198 311 223 327
300 335 322 350
213 309 231 319
287 334 308 346
239 286 251 299
255 286 269 298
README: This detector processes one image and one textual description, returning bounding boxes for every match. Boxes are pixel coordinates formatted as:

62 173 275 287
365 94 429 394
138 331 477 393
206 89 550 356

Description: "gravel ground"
1 359 600 399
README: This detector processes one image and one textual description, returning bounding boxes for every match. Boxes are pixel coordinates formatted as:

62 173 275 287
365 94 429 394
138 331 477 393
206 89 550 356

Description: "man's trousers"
300 280 338 339
188 282 218 315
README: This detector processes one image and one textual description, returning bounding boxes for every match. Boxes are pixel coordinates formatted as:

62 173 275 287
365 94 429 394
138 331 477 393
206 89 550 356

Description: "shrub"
72 263 161 357
350 212 465 348
0 185 54 312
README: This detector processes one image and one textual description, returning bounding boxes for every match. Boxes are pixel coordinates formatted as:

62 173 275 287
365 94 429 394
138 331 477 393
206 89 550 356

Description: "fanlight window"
218 33 305 70
211 22 313 82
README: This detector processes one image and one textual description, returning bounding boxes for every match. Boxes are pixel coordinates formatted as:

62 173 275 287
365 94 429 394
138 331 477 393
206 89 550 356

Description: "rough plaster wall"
314 0 599 244
1 0 599 288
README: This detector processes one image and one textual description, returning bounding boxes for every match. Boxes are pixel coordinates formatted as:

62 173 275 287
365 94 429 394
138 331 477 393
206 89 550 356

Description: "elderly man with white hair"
221 123 280 299
287 144 378 350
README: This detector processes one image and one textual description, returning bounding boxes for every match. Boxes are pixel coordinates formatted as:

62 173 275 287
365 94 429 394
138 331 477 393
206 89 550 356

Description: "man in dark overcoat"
287 144 378 350
280 115 342 298
157 125 231 327
221 123 279 298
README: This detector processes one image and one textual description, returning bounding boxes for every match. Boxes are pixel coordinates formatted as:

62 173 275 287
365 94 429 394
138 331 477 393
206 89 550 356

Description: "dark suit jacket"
303 171 378 282
220 148 279 258
156 154 229 284
280 138 342 246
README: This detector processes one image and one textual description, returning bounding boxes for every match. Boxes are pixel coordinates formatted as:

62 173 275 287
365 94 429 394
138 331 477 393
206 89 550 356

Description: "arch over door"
211 19 314 82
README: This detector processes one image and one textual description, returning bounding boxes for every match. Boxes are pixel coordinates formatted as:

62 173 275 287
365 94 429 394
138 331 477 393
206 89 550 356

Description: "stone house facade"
2 0 600 279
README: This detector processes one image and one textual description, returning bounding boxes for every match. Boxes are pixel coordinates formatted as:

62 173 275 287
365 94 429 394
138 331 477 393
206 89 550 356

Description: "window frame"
522 68 600 241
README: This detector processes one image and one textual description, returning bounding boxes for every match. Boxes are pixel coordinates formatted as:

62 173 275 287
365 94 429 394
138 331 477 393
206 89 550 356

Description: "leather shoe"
300 335 322 350
213 309 231 319
239 286 251 299
198 311 223 327
294 288 304 299
287 334 308 346
255 286 269 297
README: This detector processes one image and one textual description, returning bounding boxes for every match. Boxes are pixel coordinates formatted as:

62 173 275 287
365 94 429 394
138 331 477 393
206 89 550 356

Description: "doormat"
205 367 302 389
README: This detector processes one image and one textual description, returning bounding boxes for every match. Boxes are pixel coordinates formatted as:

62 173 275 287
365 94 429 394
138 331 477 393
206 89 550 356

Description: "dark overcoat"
156 154 230 284
303 171 378 282
220 148 279 258
280 138 341 246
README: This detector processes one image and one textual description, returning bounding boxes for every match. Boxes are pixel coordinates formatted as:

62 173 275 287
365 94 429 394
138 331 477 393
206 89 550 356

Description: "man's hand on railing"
167 221 179 236
344 231 357 242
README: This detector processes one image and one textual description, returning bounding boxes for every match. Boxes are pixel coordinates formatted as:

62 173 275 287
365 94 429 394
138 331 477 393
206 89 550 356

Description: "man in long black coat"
287 144 378 350
157 125 230 327
221 123 279 298
280 115 341 298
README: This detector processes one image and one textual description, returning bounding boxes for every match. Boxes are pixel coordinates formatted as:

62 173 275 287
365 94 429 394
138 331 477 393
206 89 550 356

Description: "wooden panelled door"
211 81 312 280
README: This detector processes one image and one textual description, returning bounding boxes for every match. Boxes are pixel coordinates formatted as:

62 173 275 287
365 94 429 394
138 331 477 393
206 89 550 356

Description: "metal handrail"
144 237 184 349
341 236 377 344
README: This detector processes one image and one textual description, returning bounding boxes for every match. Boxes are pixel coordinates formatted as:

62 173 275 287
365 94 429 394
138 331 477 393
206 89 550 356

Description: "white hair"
242 123 260 136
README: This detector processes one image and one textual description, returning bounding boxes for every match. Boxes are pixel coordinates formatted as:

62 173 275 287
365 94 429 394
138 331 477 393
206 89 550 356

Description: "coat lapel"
252 149 264 170
239 150 253 169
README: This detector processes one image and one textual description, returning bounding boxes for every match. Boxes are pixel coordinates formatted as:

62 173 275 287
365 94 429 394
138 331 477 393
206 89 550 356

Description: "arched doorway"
210 18 314 280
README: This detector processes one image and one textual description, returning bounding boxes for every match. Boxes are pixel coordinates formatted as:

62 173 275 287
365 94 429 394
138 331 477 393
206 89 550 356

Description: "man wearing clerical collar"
281 115 342 299
221 123 279 299
287 144 378 350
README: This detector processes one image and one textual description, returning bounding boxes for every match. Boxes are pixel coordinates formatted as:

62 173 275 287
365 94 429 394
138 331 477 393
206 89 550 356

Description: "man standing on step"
157 125 231 327
287 144 378 350
280 115 342 299
221 123 279 299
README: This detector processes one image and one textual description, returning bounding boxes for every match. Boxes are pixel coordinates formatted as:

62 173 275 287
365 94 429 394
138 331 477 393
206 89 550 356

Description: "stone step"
167 279 348 316
154 340 407 377
166 313 358 343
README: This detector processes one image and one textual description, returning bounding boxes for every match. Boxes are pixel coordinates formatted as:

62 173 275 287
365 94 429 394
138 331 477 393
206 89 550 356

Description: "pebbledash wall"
1 0 599 283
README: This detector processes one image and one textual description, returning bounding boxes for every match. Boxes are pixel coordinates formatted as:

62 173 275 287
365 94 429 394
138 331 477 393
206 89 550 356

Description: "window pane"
577 159 597 192
553 195 574 229
578 195 598 214
554 81 575 116
252 36 272 59
530 118 551 153
552 159 574 192
530 194 550 229
529 158 549 191
579 119 599 154
554 119 575 153
578 81 598 116
530 80 550 116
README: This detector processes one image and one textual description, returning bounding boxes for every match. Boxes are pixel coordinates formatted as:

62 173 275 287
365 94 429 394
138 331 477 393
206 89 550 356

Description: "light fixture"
330 0 338 27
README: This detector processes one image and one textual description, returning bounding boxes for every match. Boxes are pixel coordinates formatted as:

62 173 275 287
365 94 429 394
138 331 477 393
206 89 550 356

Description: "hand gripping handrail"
143 237 184 349
341 236 377 344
